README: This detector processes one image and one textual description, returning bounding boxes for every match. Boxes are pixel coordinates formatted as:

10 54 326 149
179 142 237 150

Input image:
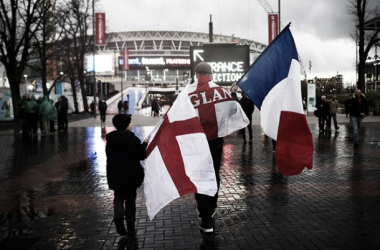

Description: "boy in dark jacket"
106 114 148 239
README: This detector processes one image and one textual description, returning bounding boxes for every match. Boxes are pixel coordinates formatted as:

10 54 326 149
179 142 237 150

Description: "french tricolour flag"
237 25 314 175
144 86 217 220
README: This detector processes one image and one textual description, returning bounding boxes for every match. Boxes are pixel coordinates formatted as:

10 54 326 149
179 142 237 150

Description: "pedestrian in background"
328 95 339 132
98 100 108 123
349 89 368 147
123 101 129 114
39 96 53 135
58 96 69 131
231 84 255 143
25 95 39 135
37 97 44 134
90 101 95 116
316 95 330 133
345 96 352 118
117 100 123 114
106 114 148 240
49 99 57 133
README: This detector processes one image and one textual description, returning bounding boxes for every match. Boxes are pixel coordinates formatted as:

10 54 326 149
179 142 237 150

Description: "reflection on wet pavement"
0 122 379 249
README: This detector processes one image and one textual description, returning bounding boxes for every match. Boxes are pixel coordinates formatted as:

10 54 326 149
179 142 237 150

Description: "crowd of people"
18 94 69 136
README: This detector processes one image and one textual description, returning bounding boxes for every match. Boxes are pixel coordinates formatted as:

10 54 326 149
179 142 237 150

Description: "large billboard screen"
190 44 250 85
86 54 114 75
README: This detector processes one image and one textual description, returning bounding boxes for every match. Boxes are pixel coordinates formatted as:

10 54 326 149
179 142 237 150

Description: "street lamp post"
375 55 379 91
92 0 96 118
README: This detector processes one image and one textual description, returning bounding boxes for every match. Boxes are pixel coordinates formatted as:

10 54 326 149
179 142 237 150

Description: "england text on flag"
237 24 314 175
187 78 250 140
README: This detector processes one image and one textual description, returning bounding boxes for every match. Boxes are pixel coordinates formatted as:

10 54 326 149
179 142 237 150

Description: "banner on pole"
95 13 106 46
122 50 129 70
268 14 279 44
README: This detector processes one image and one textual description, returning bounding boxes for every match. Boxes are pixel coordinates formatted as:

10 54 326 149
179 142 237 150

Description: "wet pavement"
0 112 380 250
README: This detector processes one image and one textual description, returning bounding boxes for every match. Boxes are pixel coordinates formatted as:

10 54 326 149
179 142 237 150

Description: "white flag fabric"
144 87 217 220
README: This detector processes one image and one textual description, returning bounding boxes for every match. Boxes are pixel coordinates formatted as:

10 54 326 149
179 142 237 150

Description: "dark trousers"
327 113 338 130
114 189 137 222
100 111 106 122
195 137 223 221
27 113 38 134
318 115 329 131
240 114 253 140
58 114 68 131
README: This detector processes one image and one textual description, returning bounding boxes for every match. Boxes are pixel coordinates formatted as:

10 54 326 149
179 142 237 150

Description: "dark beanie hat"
194 62 212 74
112 114 131 130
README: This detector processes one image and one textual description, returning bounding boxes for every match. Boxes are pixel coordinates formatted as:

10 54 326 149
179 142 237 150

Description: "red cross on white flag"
144 87 217 220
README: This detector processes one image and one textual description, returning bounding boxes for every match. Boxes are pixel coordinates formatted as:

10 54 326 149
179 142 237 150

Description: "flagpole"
278 0 281 33
92 0 97 118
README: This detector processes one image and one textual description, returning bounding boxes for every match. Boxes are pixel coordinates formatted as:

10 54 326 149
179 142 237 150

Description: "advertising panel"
307 83 316 112
95 13 106 46
190 44 250 85
127 57 191 68
268 14 279 44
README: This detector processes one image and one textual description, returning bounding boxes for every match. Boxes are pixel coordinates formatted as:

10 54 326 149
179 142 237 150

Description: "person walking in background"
123 101 129 114
98 99 108 123
151 99 159 116
117 100 123 114
37 97 45 134
316 95 330 133
328 95 339 132
59 96 69 131
106 114 148 240
231 84 255 143
345 95 352 118
39 96 54 135
25 95 39 135
90 101 95 116
350 89 368 147
49 99 57 133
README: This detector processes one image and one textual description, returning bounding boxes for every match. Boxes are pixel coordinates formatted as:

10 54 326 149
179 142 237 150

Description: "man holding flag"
144 62 249 234
237 24 314 176
188 62 249 233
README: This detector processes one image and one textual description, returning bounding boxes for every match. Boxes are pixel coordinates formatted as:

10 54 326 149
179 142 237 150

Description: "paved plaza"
0 111 379 249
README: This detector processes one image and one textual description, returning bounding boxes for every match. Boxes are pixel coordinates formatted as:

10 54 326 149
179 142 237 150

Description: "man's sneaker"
199 218 214 233
336 127 340 130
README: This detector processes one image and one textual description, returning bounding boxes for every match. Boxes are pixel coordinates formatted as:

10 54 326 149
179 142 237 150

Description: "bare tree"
349 0 380 91
0 0 44 121
28 0 65 97
56 0 94 113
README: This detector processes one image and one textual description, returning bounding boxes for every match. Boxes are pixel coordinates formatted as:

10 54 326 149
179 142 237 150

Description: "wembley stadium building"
89 30 267 87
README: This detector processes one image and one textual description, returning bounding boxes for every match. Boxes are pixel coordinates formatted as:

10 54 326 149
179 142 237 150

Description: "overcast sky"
97 0 369 86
